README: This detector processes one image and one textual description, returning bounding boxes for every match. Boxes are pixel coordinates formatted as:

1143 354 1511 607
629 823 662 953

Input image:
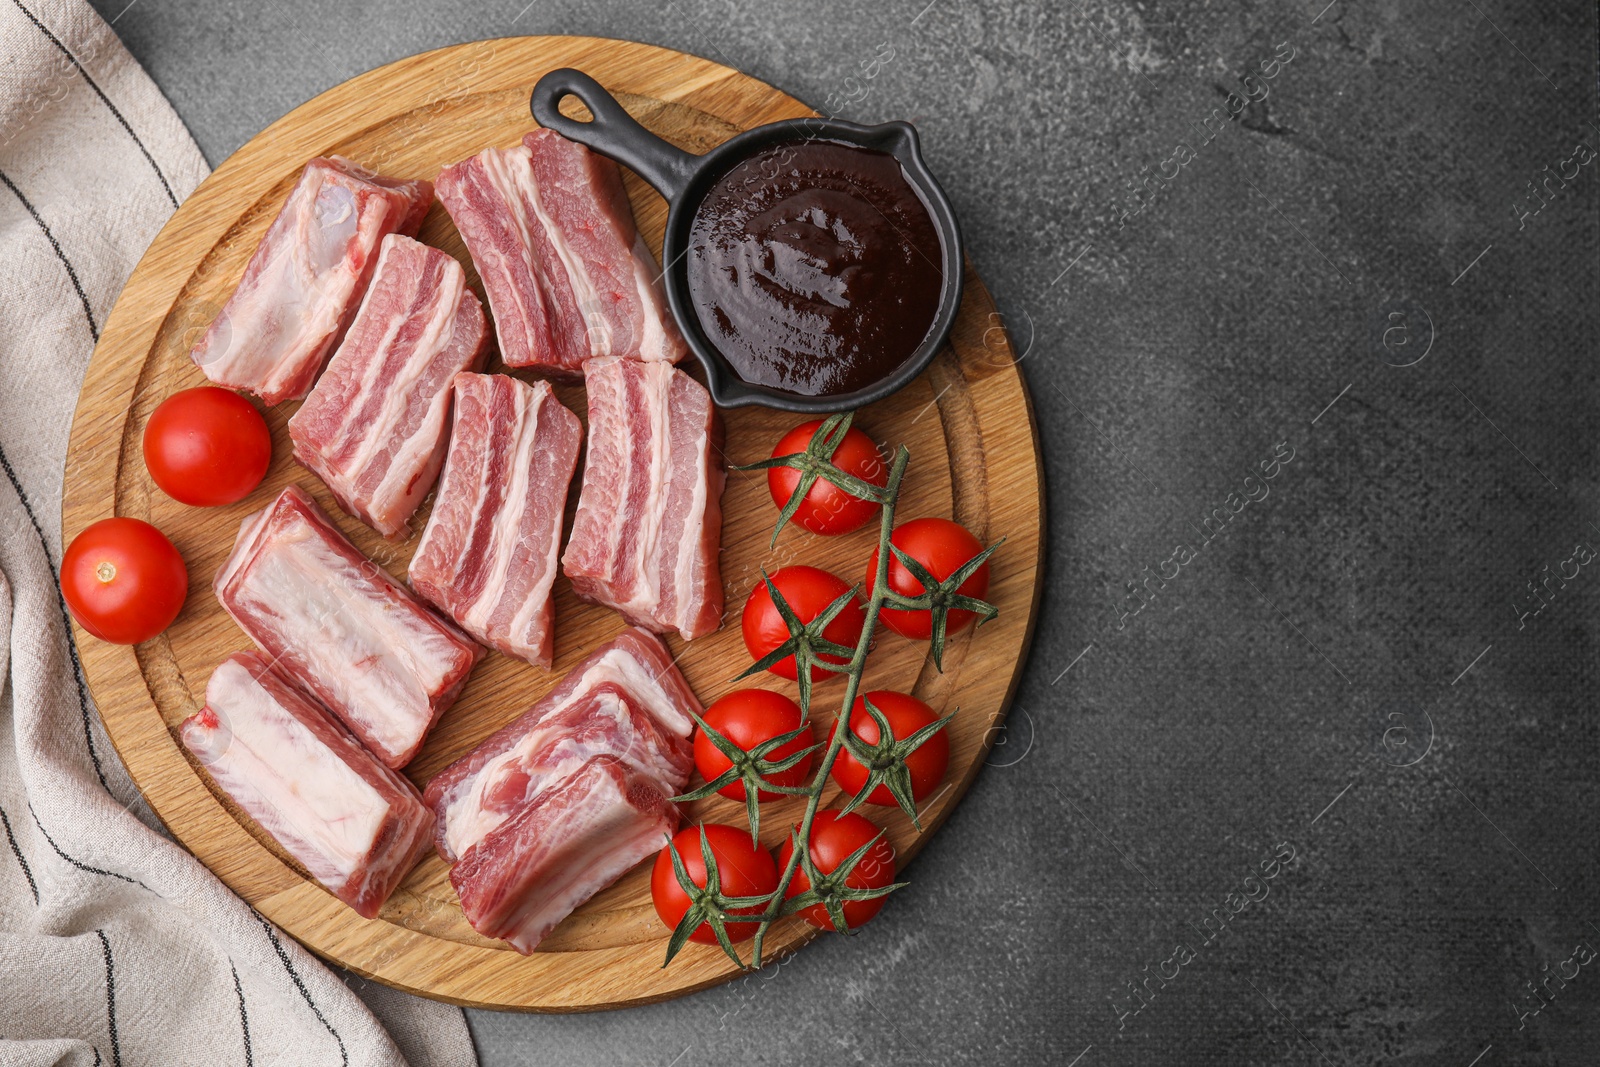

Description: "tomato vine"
662 423 1002 969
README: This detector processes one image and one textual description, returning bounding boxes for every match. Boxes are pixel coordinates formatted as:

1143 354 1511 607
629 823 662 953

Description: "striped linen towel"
0 3 478 1064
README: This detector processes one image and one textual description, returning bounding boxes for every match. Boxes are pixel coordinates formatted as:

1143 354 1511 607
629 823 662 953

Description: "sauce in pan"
685 140 944 397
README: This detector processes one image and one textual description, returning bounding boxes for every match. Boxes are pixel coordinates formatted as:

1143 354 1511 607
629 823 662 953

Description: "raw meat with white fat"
436 129 685 375
191 156 433 405
180 652 435 919
424 626 697 862
409 372 581 666
288 235 490 538
449 756 678 953
215 484 482 769
561 357 725 640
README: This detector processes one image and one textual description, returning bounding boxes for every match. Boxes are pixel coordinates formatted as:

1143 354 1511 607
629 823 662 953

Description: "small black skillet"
530 68 964 413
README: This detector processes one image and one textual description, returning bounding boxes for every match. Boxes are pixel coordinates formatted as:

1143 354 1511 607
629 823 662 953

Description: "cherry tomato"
777 810 897 931
830 691 950 807
143 387 272 507
695 689 815 802
60 518 188 644
651 823 779 944
868 517 992 641
767 419 887 536
741 565 865 682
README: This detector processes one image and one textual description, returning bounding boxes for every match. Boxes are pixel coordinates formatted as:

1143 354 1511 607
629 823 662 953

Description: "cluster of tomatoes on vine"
650 414 1002 957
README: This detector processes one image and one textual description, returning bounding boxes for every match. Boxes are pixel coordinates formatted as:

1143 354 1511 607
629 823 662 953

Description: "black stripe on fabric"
0 804 38 903
95 930 122 1067
254 912 347 1067
232 963 254 1067
29 805 146 889
93 1048 102 1066
0 442 110 792
0 168 99 343
8 0 179 207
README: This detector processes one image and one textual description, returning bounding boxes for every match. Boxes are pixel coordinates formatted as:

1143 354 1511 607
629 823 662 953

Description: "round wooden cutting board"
62 35 1043 1011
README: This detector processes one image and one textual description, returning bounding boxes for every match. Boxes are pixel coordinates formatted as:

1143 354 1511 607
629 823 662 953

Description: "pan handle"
531 69 700 200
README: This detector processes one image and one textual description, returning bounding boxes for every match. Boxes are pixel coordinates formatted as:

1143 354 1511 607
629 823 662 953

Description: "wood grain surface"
61 35 1044 1011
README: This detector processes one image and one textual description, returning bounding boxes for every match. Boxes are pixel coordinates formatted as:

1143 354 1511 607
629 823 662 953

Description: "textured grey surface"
90 0 1600 1063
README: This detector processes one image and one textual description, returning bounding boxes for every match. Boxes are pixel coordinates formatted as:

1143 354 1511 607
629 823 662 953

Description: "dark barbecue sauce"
686 140 944 397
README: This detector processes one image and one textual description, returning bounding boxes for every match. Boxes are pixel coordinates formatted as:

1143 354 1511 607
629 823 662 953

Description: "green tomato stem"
750 444 911 964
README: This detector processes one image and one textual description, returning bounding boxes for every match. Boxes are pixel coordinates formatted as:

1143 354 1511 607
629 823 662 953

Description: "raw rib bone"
436 129 684 375
449 756 678 954
562 356 725 640
423 626 697 863
215 484 482 769
191 156 432 405
409 372 580 667
181 652 435 919
289 234 489 538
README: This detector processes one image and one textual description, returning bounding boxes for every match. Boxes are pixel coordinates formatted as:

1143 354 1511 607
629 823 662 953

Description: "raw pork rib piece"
181 652 435 919
288 234 490 538
215 485 483 769
450 756 678 953
409 372 581 667
424 626 697 863
561 357 725 640
436 129 685 375
191 156 433 405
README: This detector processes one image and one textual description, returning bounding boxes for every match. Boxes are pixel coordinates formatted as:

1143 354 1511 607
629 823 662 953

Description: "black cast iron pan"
530 67 964 413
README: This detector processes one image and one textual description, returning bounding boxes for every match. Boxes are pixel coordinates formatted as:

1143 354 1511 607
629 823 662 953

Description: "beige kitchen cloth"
0 3 478 1064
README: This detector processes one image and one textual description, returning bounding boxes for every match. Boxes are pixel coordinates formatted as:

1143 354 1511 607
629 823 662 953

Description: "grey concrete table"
91 0 1600 1063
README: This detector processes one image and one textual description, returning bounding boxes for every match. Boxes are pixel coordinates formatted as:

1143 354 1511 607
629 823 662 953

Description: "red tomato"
767 419 887 536
60 518 188 644
830 691 950 806
777 810 897 931
651 823 779 944
741 565 865 682
868 518 992 641
143 387 272 507
695 689 815 802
